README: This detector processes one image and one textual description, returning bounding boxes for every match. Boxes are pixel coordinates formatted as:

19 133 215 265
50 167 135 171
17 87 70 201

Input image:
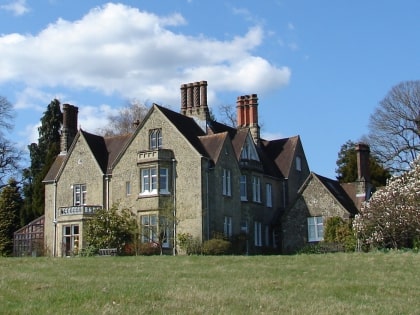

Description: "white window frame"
266 183 272 207
140 167 169 196
63 224 79 256
73 184 86 206
159 168 169 194
252 176 261 203
141 167 158 195
307 216 324 242
254 221 262 247
141 214 158 243
224 216 232 238
240 175 247 201
222 169 231 196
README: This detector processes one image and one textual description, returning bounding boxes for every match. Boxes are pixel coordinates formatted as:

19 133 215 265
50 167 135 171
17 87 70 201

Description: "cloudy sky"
0 0 419 178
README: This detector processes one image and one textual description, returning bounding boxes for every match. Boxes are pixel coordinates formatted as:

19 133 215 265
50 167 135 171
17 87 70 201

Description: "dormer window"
149 129 162 150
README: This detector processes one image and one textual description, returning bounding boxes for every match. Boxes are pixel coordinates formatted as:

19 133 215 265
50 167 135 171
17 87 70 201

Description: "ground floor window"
254 221 262 247
140 215 171 248
307 216 324 242
224 216 232 238
140 214 158 243
63 224 79 256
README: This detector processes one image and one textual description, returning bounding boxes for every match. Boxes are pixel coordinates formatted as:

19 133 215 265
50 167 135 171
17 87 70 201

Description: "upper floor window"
141 167 157 194
222 169 231 196
73 184 86 206
266 183 272 207
240 175 247 201
296 156 302 171
159 168 169 194
149 129 162 150
240 136 260 161
252 176 261 203
140 167 169 196
307 216 324 242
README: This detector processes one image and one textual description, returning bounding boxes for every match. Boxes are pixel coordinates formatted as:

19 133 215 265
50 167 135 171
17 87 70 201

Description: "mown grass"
1 252 419 314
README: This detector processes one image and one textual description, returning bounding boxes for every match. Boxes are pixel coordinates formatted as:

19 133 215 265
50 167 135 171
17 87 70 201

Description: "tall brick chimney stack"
354 142 373 207
180 81 209 122
356 143 371 182
60 104 79 154
236 94 260 144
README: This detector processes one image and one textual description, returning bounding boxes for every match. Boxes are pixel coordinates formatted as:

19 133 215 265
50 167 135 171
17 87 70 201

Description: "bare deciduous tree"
99 99 150 136
218 104 237 127
366 81 420 174
0 96 21 187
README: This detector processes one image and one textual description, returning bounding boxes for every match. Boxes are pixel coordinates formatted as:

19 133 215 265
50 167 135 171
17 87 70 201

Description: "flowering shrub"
353 158 420 250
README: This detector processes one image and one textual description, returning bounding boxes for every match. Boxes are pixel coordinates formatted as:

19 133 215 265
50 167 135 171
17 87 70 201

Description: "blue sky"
0 0 419 179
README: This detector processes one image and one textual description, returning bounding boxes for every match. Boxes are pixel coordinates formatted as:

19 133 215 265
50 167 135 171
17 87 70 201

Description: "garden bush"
202 238 231 255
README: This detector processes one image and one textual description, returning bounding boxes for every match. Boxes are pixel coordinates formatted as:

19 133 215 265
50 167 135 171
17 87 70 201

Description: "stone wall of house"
207 138 242 239
285 138 310 208
51 136 106 256
282 176 350 254
44 183 55 256
111 107 205 244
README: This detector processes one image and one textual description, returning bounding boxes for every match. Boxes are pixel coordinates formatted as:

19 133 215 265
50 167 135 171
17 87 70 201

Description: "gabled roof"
156 105 209 157
43 129 132 182
261 136 300 178
43 154 66 182
199 132 229 164
104 133 132 173
81 130 108 173
300 172 358 216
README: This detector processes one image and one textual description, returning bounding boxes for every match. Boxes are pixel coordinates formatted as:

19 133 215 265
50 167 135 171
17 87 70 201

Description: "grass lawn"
1 252 419 314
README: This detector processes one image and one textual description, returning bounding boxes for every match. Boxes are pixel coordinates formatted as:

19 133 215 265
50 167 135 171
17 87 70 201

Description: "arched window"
149 129 162 149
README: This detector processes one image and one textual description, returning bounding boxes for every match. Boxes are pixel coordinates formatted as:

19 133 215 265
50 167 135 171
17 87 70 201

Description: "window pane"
160 168 168 192
141 215 149 225
240 175 247 200
151 168 157 190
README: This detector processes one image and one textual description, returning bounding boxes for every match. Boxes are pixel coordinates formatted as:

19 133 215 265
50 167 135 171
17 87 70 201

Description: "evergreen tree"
0 178 23 256
336 140 391 187
23 99 62 222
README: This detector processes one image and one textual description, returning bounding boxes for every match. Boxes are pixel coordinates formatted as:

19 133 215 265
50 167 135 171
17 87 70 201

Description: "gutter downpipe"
53 180 57 257
105 175 110 210
172 158 177 256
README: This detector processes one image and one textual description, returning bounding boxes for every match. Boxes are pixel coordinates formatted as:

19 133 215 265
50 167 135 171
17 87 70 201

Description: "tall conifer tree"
22 99 62 222
0 178 23 256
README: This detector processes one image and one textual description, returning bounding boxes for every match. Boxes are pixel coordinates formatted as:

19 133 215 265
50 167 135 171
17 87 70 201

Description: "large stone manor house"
38 81 368 256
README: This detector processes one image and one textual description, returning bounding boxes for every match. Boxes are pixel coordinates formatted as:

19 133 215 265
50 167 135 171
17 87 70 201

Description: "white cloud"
0 3 290 106
0 0 30 16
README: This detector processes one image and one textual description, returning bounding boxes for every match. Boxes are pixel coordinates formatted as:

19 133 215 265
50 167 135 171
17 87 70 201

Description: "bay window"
140 166 169 195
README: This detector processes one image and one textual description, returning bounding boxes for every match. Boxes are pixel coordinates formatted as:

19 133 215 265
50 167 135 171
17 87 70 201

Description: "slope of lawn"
1 252 419 314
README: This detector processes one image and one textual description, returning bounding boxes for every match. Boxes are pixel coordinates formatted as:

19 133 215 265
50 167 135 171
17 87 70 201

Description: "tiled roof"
261 136 299 178
104 133 132 173
156 105 209 157
199 132 228 164
81 130 108 173
43 154 66 182
313 173 358 216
